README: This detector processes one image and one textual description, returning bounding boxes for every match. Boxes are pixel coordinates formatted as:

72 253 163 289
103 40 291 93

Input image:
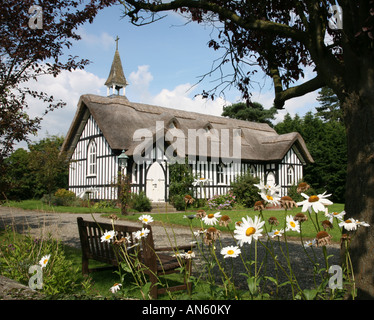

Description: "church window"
87 140 97 176
287 166 295 185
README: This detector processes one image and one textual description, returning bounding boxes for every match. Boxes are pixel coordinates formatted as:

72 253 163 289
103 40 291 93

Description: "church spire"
105 36 128 96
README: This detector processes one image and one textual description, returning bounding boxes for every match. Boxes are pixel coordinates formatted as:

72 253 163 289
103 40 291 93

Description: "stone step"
150 202 179 213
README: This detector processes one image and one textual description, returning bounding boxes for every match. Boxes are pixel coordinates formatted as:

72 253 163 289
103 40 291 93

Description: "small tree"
231 171 260 208
169 161 195 210
222 102 278 126
28 135 68 200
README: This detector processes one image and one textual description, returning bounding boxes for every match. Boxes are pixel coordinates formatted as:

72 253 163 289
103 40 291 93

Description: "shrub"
170 194 185 211
287 181 318 202
0 227 83 296
53 188 77 206
130 192 152 212
207 191 236 210
231 172 260 208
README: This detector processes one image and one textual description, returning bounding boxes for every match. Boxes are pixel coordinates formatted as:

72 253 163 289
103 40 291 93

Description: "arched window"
132 162 138 183
249 165 256 177
87 140 97 176
287 166 295 185
217 163 227 184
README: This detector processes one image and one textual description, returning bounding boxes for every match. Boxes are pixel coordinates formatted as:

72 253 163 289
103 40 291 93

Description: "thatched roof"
61 94 314 164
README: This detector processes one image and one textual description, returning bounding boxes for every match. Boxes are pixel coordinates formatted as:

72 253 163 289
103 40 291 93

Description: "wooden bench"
77 217 194 298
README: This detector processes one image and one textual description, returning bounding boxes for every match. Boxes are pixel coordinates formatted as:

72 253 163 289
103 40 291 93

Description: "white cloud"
20 69 105 146
77 27 114 50
128 65 228 117
128 65 154 101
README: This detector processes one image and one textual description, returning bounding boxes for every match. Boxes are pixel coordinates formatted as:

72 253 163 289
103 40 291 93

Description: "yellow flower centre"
105 234 111 239
266 195 274 201
274 231 280 235
227 250 235 255
208 214 214 219
246 227 256 236
308 195 319 202
333 212 339 215
290 221 296 228
43 259 48 265
345 219 352 223
143 218 148 222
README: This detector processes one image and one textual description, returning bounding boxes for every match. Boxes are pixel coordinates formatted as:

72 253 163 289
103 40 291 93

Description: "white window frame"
87 140 97 177
287 166 295 185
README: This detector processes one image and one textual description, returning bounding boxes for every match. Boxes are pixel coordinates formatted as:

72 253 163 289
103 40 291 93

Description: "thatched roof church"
61 42 313 202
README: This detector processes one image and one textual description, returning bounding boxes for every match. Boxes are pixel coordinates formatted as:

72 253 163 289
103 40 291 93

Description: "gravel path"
0 206 342 299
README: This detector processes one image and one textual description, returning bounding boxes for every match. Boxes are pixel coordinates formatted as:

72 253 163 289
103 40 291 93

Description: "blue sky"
22 4 320 148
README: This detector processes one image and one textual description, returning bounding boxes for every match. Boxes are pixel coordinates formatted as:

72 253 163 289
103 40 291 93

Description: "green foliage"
1 135 68 201
169 161 194 209
2 148 35 200
53 189 77 206
287 181 317 202
130 192 152 212
316 87 343 123
221 102 278 126
230 171 260 208
275 112 347 203
28 135 69 198
0 227 83 296
170 194 186 211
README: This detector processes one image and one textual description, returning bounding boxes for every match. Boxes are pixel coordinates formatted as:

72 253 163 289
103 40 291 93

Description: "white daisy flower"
304 239 316 248
134 228 150 240
138 214 154 224
192 177 213 186
296 191 333 213
101 230 116 243
339 218 358 231
220 246 241 258
110 283 122 293
39 254 51 268
202 212 221 226
357 220 370 228
184 250 195 259
193 229 206 237
285 215 300 233
259 192 281 206
234 215 265 247
324 209 346 223
268 229 284 238
254 182 281 196
173 250 195 259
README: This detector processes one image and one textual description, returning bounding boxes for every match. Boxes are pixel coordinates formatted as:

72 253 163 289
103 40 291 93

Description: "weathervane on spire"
115 35 120 50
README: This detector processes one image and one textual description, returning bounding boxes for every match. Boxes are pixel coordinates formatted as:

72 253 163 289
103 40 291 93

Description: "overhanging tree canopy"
119 0 374 298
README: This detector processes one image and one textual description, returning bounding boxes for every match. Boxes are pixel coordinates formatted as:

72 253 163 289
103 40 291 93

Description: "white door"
266 172 276 186
146 162 165 202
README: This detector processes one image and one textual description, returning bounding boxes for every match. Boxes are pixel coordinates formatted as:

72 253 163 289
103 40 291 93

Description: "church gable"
68 113 119 200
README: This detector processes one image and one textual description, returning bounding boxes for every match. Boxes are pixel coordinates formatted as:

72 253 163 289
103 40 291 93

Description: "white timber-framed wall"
68 115 306 201
68 114 119 200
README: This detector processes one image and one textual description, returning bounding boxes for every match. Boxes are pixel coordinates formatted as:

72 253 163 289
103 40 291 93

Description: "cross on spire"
115 36 120 50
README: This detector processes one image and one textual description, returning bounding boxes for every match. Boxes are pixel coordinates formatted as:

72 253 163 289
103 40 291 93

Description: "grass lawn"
4 199 346 242
104 203 346 243
4 199 120 214
1 200 347 299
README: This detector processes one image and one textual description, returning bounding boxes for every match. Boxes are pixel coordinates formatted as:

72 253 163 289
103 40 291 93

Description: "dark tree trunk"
343 87 374 299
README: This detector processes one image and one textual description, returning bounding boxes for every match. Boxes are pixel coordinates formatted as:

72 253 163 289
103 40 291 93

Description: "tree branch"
123 0 307 42
272 73 325 109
